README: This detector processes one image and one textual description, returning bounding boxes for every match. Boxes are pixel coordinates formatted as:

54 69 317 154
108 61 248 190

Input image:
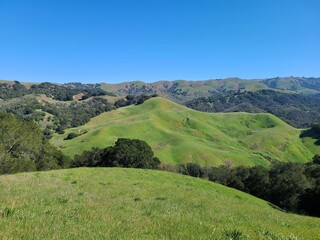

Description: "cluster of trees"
0 81 29 99
72 138 161 169
0 113 70 174
186 90 320 128
43 98 115 134
114 94 158 108
0 96 45 122
160 159 320 217
0 81 113 101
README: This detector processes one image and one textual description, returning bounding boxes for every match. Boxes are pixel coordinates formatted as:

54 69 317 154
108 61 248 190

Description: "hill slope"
0 168 319 239
51 98 319 167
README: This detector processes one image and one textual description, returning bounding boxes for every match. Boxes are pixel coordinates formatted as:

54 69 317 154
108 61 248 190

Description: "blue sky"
0 0 319 83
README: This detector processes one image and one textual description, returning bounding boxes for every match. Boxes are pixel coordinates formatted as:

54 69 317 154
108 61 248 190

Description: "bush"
65 133 79 140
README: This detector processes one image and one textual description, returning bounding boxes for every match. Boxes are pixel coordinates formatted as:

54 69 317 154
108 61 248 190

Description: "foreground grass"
51 97 319 167
0 168 319 239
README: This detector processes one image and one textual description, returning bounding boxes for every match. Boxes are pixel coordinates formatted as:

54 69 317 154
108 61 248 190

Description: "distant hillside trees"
72 138 161 169
114 94 158 108
0 81 29 99
0 81 113 101
0 113 70 174
0 95 45 122
186 90 320 128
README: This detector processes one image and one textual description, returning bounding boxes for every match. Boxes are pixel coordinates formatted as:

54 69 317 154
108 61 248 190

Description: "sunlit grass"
0 168 319 239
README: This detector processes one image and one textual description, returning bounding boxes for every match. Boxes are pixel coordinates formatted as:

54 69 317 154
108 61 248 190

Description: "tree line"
159 159 320 217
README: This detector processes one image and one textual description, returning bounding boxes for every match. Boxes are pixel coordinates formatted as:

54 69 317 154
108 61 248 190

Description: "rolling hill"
0 168 319 239
51 97 319 167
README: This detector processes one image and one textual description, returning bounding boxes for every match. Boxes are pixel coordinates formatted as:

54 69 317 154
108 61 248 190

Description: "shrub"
65 133 79 140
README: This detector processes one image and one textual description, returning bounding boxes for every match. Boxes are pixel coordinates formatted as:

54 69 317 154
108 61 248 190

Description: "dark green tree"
0 113 69 174
103 138 160 169
269 163 310 211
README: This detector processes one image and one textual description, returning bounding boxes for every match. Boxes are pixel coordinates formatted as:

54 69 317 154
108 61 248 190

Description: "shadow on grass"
300 129 320 146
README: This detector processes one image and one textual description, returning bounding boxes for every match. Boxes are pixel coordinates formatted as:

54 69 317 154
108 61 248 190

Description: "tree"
0 113 69 174
186 163 202 177
65 133 79 140
312 154 320 164
269 163 310 211
245 166 270 199
72 147 108 167
71 138 161 169
208 166 231 185
299 187 320 217
103 138 160 169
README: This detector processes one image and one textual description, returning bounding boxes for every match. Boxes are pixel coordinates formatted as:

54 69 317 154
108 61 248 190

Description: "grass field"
0 168 319 239
51 98 319 167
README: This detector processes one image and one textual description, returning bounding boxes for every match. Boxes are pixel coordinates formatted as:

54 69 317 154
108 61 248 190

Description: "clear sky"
0 0 319 83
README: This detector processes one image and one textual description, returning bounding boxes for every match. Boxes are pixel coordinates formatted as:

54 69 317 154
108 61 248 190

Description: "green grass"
51 98 319 167
0 168 319 239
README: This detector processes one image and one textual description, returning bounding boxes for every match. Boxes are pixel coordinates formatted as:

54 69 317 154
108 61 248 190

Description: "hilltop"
51 97 319 167
0 168 319 239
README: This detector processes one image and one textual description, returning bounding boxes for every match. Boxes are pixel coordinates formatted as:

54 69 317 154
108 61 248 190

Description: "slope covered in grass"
51 98 319 167
52 97 318 166
0 168 319 239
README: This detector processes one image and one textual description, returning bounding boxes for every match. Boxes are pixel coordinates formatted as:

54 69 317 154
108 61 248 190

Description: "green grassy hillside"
0 168 319 239
51 98 319 167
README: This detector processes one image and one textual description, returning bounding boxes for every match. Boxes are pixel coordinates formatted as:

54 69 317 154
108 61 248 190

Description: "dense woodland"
186 90 320 128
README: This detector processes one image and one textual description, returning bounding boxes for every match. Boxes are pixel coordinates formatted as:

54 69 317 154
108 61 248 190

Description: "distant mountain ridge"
2 77 320 103
100 77 320 103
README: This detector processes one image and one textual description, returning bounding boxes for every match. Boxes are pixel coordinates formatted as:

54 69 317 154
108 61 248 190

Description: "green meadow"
0 168 319 239
51 98 319 167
